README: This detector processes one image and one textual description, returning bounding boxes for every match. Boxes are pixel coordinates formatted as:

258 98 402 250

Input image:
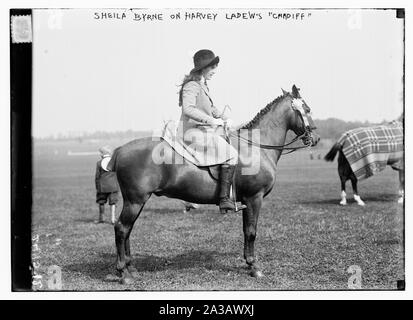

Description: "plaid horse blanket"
337 121 404 180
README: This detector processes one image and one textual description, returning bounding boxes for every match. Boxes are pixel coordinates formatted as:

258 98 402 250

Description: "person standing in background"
95 146 119 224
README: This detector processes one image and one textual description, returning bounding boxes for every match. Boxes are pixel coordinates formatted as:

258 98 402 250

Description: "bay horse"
324 123 404 206
108 85 319 284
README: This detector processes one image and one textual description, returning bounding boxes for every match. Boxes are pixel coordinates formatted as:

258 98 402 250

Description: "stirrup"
219 204 247 214
235 203 247 212
219 200 247 214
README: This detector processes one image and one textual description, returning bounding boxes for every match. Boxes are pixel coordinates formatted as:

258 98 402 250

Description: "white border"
1 0 411 300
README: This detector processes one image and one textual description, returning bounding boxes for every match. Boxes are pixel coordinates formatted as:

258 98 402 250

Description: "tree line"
35 118 393 142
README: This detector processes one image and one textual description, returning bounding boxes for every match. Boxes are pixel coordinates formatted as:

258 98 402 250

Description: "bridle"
228 97 315 154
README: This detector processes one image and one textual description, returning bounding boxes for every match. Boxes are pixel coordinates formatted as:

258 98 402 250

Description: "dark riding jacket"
95 158 119 193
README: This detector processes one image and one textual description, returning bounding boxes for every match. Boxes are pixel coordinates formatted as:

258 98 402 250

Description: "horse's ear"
292 84 301 98
281 88 288 96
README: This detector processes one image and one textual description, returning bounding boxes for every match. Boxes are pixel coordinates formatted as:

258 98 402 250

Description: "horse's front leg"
242 193 264 278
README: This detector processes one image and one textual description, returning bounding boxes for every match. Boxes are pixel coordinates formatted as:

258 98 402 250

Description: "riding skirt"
176 125 238 166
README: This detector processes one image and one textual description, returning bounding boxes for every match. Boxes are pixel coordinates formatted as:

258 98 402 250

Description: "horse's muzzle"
302 132 320 147
309 132 320 146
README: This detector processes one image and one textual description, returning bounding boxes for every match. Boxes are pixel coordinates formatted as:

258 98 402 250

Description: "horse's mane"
241 93 288 129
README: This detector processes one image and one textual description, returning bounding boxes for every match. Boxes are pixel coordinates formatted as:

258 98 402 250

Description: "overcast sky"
32 8 404 138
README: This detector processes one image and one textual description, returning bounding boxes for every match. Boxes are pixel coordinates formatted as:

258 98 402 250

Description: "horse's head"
283 84 319 147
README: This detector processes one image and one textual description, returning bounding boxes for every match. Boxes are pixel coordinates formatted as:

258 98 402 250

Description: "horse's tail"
324 142 342 162
107 147 120 171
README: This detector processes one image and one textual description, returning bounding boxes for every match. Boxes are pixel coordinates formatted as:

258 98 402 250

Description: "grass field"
32 140 404 291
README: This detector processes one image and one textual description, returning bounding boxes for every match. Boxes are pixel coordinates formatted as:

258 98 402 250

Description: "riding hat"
190 49 220 74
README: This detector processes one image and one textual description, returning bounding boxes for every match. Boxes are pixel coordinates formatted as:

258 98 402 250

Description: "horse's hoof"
398 197 404 204
120 276 134 285
340 201 347 206
249 269 264 278
357 202 365 206
127 266 139 278
245 257 255 265
255 270 264 278
104 274 119 282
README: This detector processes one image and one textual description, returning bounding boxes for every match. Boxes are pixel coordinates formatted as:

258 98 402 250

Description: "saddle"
207 165 221 181
160 121 224 181
160 120 246 211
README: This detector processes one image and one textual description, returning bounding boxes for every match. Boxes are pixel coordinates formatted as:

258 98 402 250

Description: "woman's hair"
178 70 203 106
178 63 218 106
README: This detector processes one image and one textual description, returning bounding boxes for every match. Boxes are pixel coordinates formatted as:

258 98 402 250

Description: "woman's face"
202 64 218 81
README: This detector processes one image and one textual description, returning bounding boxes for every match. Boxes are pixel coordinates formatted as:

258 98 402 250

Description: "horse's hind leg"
242 193 263 278
339 175 347 206
338 152 350 206
115 200 147 284
350 174 365 206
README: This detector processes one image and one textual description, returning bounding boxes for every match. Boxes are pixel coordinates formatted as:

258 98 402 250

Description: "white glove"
224 119 233 129
211 118 225 126
222 105 232 118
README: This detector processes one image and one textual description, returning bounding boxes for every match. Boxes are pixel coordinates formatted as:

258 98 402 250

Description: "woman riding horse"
108 80 319 283
178 49 238 213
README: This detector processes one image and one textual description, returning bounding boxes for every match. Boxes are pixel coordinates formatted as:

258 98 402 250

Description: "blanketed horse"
324 121 404 205
107 85 319 284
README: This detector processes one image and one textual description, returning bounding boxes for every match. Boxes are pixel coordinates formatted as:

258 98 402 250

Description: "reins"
229 130 312 154
230 131 305 149
229 132 311 154
226 96 314 154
